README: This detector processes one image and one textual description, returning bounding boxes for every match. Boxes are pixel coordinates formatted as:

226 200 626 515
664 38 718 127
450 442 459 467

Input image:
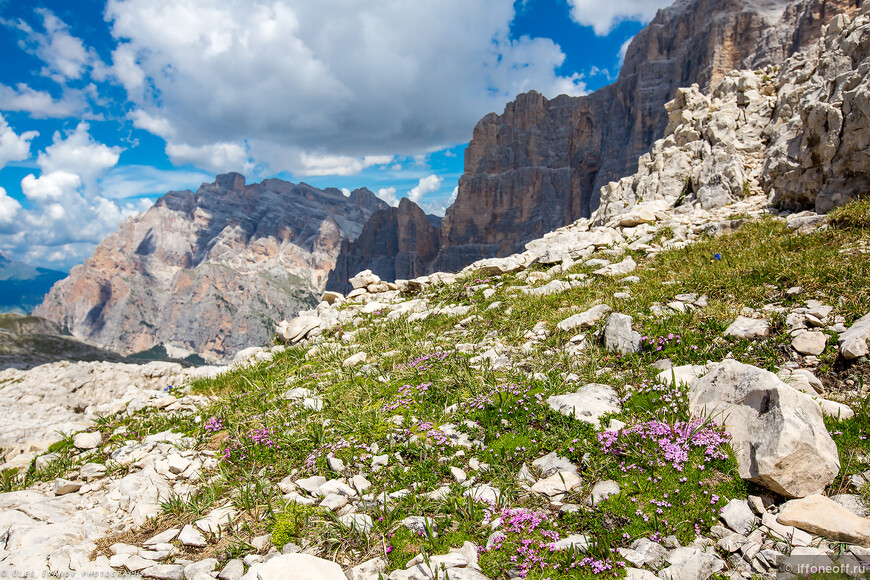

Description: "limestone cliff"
433 0 858 271
325 198 442 294
34 174 387 361
328 0 858 286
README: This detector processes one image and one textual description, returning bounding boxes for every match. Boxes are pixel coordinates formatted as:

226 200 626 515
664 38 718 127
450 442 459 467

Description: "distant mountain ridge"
0 253 66 314
329 0 859 285
34 174 388 362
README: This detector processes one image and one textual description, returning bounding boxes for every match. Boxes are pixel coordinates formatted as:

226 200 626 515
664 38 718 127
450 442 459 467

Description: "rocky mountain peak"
328 0 857 290
34 175 388 362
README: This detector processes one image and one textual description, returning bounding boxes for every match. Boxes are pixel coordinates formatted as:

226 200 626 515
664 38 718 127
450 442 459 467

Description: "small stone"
343 352 368 368
531 471 582 497
295 476 327 495
339 513 374 535
73 431 102 450
144 528 181 546
218 559 244 580
320 493 349 511
141 564 185 580
585 480 620 507
54 478 82 495
351 474 371 494
347 557 387 580
178 525 208 548
603 312 641 354
327 456 345 472
183 559 217 579
450 466 467 483
792 331 828 356
721 499 756 535
724 316 769 340
402 516 437 535
778 494 870 546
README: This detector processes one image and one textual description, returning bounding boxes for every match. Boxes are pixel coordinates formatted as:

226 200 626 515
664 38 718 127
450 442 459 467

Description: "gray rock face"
596 4 870 224
689 359 839 498
603 313 642 354
34 174 387 362
325 0 856 289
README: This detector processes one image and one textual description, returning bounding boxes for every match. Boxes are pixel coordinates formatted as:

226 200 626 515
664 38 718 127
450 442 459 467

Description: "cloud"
165 142 251 174
297 153 393 177
37 123 123 190
13 9 103 82
0 114 38 170
618 36 635 66
104 0 588 175
0 187 21 227
408 175 443 204
129 109 175 139
0 124 141 269
21 171 82 201
566 0 671 35
98 165 213 199
0 83 87 118
375 186 399 207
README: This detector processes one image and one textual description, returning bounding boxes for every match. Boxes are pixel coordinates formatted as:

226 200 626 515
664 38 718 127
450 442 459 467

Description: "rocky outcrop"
326 0 857 289
594 7 870 222
34 174 387 362
0 360 222 461
431 0 858 272
326 198 441 295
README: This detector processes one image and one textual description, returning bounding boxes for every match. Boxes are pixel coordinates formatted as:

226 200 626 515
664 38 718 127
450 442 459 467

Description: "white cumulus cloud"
0 114 38 170
104 0 588 175
37 123 123 191
376 186 399 207
408 175 443 204
0 187 22 228
566 0 671 35
21 171 82 201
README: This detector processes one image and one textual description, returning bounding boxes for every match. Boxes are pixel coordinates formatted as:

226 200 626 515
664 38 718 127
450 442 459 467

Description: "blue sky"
0 0 670 271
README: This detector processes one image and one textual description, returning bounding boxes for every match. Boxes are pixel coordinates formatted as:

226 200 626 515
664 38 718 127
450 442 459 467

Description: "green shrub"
271 503 316 550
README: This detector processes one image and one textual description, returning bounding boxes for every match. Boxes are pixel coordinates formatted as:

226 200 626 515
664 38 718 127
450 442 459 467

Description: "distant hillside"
0 254 66 314
0 313 206 371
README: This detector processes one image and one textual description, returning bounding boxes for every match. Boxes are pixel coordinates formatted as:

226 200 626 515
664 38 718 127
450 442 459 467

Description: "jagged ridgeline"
329 0 861 288
34 174 389 363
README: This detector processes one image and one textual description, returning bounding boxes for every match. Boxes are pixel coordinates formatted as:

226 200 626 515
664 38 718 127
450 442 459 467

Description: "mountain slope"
33 173 388 362
0 253 66 314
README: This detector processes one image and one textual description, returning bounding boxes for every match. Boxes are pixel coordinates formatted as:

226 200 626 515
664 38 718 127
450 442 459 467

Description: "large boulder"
689 359 839 498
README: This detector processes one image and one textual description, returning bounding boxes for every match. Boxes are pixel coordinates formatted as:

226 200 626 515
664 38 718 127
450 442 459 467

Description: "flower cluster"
640 333 681 351
479 506 624 578
598 419 730 471
204 416 224 432
398 351 450 373
382 382 435 412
